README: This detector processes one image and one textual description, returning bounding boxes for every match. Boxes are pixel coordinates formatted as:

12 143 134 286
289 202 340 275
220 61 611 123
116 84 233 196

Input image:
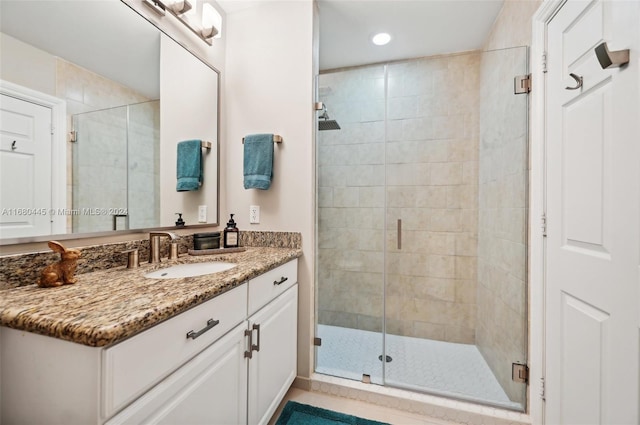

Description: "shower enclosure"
72 100 160 233
315 47 528 411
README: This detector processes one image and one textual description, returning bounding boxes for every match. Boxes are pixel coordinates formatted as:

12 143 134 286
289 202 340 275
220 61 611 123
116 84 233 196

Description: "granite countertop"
0 247 302 348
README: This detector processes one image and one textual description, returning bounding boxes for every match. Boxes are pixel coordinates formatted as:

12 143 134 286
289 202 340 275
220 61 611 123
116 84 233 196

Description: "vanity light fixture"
202 3 222 39
143 0 218 45
372 32 391 46
200 26 218 40
165 0 192 14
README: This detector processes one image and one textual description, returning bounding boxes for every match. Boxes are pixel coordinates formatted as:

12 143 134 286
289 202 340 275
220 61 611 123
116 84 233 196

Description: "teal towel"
176 140 202 191
243 134 274 190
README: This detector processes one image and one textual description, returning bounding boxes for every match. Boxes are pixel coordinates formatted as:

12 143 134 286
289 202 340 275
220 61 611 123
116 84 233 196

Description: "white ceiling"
218 0 505 71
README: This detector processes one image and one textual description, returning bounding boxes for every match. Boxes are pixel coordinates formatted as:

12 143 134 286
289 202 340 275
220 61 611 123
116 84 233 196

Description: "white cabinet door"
106 322 248 425
247 285 298 425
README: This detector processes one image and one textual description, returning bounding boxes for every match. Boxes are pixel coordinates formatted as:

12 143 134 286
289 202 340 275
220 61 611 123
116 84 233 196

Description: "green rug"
275 401 391 425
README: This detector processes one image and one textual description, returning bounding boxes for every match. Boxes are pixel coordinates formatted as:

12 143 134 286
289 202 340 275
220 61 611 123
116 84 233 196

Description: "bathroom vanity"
0 248 300 425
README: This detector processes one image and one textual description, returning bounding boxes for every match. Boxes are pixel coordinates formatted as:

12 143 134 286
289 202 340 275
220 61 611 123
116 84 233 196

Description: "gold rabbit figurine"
38 241 82 288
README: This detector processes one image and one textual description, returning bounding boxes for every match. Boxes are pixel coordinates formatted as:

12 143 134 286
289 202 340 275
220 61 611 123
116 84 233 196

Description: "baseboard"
292 376 312 391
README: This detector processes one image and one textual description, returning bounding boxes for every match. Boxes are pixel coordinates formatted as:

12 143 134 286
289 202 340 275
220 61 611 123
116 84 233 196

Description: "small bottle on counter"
223 214 240 248
175 213 185 227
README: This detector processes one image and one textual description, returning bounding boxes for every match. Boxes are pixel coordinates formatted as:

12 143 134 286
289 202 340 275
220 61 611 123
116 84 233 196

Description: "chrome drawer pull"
273 276 288 285
186 318 219 340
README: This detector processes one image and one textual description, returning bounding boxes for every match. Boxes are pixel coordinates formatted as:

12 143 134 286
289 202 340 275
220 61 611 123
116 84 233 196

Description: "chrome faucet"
149 232 178 263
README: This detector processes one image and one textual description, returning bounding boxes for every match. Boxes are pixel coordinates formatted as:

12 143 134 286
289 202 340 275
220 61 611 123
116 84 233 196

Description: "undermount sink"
144 262 236 279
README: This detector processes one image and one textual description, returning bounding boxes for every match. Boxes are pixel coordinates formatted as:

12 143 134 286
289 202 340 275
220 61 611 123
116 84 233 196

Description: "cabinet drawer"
102 283 247 419
248 259 297 316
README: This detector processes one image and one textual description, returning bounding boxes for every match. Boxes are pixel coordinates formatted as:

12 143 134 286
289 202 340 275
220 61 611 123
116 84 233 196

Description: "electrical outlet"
249 205 260 224
198 205 207 223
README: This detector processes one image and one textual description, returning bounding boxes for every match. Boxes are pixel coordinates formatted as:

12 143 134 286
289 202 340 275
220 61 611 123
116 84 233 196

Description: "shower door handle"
397 219 402 250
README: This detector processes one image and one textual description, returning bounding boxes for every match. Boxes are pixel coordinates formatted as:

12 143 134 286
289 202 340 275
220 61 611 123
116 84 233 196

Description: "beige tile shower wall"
476 0 541 405
318 53 480 344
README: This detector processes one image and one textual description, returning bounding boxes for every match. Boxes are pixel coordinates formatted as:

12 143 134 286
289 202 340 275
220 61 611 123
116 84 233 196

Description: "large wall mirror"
0 0 220 244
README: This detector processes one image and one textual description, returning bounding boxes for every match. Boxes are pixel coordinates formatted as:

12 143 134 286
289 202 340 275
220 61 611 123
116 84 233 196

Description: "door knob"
595 42 629 69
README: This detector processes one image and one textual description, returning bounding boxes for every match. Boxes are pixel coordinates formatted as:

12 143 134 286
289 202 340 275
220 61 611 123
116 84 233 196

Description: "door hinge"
514 74 531 94
512 362 529 384
541 213 547 237
313 337 322 346
540 377 546 400
50 124 54 135
542 52 548 73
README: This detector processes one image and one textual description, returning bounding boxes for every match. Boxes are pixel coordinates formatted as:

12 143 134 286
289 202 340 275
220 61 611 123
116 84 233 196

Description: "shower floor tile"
315 324 522 410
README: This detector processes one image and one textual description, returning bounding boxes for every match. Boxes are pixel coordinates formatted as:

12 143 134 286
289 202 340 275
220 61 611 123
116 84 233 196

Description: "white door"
0 93 53 238
546 1 640 424
106 322 249 425
248 285 298 425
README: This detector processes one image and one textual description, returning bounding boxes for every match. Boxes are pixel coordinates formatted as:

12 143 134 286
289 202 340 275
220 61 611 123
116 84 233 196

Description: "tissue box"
193 232 221 250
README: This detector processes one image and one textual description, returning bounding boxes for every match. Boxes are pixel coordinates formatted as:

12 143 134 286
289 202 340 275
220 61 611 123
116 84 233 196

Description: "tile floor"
269 387 459 425
315 325 521 410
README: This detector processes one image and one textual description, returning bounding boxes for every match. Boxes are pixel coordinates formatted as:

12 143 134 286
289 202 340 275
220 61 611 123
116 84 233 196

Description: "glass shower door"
315 46 529 412
72 100 160 233
72 105 128 233
127 100 160 230
315 65 386 384
383 47 529 411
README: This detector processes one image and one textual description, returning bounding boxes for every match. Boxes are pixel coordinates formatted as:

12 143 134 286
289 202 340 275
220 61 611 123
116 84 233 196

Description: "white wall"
160 34 219 227
0 33 56 96
224 0 316 378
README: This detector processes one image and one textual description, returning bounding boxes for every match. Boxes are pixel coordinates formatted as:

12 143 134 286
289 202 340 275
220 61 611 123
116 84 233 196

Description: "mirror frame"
0 0 221 246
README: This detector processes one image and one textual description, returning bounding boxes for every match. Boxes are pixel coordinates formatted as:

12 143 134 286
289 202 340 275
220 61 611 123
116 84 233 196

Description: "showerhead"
319 119 341 131
317 104 341 131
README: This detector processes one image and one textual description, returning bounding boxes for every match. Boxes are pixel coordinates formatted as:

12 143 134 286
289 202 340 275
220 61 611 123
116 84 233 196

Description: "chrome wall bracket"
595 42 629 69
514 74 531 94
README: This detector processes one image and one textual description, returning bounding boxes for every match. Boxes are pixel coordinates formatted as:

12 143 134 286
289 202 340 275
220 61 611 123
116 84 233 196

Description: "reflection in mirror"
72 100 160 233
0 0 219 242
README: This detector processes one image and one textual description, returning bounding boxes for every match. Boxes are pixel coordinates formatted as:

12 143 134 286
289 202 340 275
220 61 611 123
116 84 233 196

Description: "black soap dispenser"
175 213 185 227
223 214 239 248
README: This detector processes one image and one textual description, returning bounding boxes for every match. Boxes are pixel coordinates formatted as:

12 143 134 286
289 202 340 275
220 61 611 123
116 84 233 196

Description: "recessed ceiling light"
372 32 391 46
